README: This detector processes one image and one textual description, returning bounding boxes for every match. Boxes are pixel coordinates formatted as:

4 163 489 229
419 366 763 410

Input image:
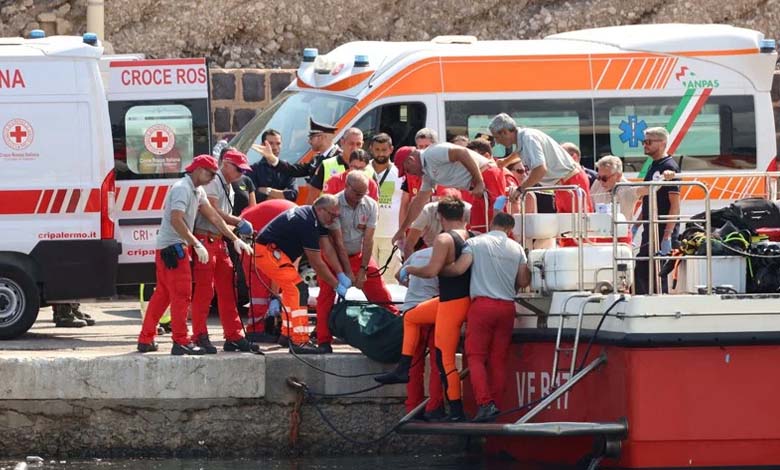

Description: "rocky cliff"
2 0 780 67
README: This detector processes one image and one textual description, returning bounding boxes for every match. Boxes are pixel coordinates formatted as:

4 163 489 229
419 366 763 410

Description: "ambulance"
228 23 778 211
101 55 211 285
0 33 120 339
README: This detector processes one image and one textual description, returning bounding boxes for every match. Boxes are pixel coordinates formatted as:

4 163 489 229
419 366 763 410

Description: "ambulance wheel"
299 260 317 287
0 266 40 340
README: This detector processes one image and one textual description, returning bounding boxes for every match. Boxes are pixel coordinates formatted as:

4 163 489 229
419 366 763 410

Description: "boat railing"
611 180 712 295
519 185 588 291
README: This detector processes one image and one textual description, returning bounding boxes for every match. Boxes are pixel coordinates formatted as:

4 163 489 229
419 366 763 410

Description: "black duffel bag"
327 301 403 364
689 198 780 232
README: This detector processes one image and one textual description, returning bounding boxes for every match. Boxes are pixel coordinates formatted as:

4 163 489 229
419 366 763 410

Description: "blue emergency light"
29 29 45 39
83 32 98 46
760 39 776 53
354 54 369 67
302 48 318 62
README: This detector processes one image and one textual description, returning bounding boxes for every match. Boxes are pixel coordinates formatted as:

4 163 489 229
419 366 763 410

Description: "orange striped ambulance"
230 23 778 213
0 33 120 339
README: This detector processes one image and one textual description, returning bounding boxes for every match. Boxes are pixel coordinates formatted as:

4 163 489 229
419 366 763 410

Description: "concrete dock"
0 301 460 458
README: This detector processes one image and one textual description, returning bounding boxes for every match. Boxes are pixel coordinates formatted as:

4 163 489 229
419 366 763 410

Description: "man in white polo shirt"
443 212 530 422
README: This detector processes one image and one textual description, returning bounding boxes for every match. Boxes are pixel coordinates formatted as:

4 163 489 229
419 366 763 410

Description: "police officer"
252 118 342 201
255 121 369 204
190 149 257 353
254 194 351 347
136 155 253 356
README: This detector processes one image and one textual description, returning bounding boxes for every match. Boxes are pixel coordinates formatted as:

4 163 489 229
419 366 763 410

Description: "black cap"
308 117 338 137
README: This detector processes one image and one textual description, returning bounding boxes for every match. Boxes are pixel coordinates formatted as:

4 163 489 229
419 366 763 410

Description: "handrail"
520 185 586 291
611 180 712 295
628 170 780 202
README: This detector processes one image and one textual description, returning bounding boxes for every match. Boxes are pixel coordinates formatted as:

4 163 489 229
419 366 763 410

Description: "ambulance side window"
593 95 756 172
354 102 426 149
444 99 594 167
110 99 210 181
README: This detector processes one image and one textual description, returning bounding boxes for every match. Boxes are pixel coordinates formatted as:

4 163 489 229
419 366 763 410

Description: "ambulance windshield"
230 91 356 164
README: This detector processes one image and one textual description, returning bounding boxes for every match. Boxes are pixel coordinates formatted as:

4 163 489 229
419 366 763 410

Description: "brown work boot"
53 304 87 328
71 304 96 326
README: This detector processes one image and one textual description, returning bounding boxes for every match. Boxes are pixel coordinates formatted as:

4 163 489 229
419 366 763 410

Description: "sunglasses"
597 174 615 182
642 139 661 145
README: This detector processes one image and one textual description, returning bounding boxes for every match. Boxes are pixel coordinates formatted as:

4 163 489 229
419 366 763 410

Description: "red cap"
394 146 415 177
185 154 219 173
222 149 252 172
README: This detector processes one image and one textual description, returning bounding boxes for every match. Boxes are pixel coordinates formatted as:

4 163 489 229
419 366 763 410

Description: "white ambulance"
100 56 211 286
229 24 778 211
0 34 120 339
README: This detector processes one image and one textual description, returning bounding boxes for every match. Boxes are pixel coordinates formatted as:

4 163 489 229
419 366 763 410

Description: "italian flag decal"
638 87 713 177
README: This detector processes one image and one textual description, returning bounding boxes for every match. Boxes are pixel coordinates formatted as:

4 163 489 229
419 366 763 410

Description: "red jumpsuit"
139 248 193 346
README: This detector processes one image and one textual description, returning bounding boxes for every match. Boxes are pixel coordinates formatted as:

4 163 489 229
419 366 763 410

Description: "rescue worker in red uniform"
254 194 351 347
190 150 257 353
239 198 297 342
393 143 506 244
137 155 253 355
376 196 474 422
443 212 531 422
304 171 398 354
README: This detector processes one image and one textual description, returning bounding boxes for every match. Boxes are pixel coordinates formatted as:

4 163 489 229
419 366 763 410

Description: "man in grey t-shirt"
443 212 530 422
137 155 253 356
489 113 593 214
393 142 507 241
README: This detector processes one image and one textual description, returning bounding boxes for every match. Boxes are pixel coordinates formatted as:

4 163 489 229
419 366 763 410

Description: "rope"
308 394 402 445
287 377 402 446
366 244 400 277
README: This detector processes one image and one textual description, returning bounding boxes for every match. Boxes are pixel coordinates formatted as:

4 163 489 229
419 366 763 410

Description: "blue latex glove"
493 195 508 211
236 219 253 236
660 238 672 255
336 272 352 288
336 283 349 298
398 266 409 284
631 224 640 239
267 298 281 317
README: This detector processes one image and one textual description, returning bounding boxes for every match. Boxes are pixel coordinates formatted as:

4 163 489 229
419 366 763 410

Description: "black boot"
374 355 412 384
472 401 500 423
445 400 467 422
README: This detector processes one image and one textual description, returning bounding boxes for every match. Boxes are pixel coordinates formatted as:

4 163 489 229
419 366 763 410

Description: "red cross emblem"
3 119 34 151
143 124 175 156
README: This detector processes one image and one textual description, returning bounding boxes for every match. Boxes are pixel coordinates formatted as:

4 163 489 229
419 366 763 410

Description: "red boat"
397 183 780 469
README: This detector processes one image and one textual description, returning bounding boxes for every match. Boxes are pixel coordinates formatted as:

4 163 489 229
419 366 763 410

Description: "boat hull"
467 339 780 469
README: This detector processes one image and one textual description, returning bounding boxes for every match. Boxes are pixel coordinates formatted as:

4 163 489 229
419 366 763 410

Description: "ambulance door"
351 96 437 148
104 58 210 285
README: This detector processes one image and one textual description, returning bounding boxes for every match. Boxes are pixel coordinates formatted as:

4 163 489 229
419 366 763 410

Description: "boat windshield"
229 91 356 164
